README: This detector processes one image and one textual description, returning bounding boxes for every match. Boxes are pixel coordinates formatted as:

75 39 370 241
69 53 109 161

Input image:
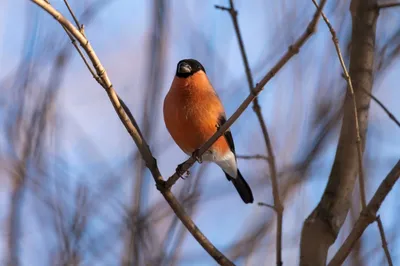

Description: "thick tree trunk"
299 1 379 265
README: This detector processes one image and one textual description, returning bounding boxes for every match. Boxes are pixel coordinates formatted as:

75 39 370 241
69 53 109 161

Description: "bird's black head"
175 59 206 78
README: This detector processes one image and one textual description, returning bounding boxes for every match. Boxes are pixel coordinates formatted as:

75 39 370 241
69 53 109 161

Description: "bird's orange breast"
163 72 230 155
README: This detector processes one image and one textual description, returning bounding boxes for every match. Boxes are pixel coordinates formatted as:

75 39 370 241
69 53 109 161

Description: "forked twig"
62 26 103 85
63 0 85 35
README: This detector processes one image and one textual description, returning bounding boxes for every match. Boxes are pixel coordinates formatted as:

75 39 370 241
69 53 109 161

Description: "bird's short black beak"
178 62 192 74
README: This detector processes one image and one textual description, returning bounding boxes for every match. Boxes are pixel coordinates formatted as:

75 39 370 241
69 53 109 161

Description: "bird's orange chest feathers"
163 72 227 154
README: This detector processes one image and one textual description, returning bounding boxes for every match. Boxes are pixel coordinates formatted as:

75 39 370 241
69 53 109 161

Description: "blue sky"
1 0 400 265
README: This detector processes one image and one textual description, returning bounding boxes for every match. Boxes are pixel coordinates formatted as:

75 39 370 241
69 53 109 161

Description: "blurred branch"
300 0 379 264
237 154 269 161
216 1 282 264
328 160 400 266
165 0 328 189
258 202 276 211
6 18 68 265
376 2 400 8
227 108 343 261
122 0 168 263
7 154 28 266
30 1 235 265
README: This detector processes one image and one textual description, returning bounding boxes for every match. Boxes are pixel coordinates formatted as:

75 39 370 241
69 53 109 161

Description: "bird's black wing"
218 114 254 204
217 114 236 155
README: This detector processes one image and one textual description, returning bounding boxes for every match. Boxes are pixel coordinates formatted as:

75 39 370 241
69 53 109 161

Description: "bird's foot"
176 163 190 179
192 149 203 163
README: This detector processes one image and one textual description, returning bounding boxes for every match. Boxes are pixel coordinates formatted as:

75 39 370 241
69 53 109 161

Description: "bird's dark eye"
178 62 192 74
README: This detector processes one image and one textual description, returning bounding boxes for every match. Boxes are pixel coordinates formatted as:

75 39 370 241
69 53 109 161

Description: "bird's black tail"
225 170 254 204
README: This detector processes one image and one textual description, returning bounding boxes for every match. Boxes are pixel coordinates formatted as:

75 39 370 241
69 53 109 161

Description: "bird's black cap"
176 59 206 78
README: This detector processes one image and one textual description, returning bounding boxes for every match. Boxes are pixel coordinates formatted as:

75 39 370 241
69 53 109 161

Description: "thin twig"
164 0 328 189
342 73 400 128
300 2 379 264
63 0 85 36
376 2 400 9
376 215 394 266
216 1 283 264
237 154 269 161
311 7 395 264
61 25 103 86
361 88 400 128
30 1 234 265
312 0 367 210
257 202 276 211
328 160 400 266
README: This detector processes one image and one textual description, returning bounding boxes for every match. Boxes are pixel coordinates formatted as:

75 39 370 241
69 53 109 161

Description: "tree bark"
299 1 379 265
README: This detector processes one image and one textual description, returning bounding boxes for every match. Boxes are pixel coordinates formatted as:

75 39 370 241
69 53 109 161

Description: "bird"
163 59 254 204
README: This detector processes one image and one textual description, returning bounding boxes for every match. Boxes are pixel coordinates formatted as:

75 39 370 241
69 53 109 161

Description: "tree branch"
63 0 85 36
312 0 367 212
216 0 283 264
360 88 400 128
376 215 394 266
30 1 234 265
376 2 400 9
300 0 379 265
237 154 269 161
328 160 400 266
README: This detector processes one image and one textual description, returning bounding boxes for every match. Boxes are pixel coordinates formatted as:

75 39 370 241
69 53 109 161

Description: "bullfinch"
163 59 254 204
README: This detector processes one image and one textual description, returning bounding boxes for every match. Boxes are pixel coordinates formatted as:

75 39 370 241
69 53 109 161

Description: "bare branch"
63 0 85 35
62 26 103 86
361 88 400 128
237 154 269 161
376 215 394 266
377 2 400 9
258 202 276 211
216 0 283 264
328 160 400 266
